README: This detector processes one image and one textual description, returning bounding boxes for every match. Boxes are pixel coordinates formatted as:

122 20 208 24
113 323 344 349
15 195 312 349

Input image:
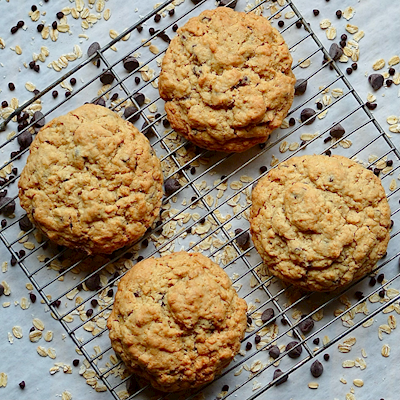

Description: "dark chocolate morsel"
368 74 384 90
19 215 33 231
329 123 345 139
164 178 181 196
294 79 307 95
310 360 324 377
300 108 316 125
329 43 343 61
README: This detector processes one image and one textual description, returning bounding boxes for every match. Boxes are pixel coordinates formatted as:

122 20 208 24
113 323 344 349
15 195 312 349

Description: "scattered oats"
332 88 344 98
280 118 289 129
285 11 295 19
279 141 289 153
320 19 331 29
30 330 42 342
25 82 36 92
7 333 13 344
50 28 59 42
300 133 318 141
62 391 72 400
351 49 360 62
339 139 352 149
308 382 319 389
95 382 107 392
381 344 390 357
338 344 352 353
346 394 356 400
74 45 83 58
342 360 355 368
369 292 381 303
44 331 53 342
66 288 80 300
26 283 33 291
0 38 5 49
15 45 22 55
96 0 105 12
326 26 336 40
393 72 400 85
57 24 70 33
63 314 74 323
353 31 364 42
372 59 385 71
340 377 347 384
23 242 36 250
343 6 355 20
12 326 23 339
299 58 311 68
1 262 7 273
289 142 299 151
343 47 353 57
345 24 358 34
20 297 30 310
76 0 85 12
323 335 330 345
0 373 7 388
389 179 397 191
149 45 159 55
109 29 118 39
82 20 90 30
47 348 57 359
388 55 400 66
37 346 48 357
387 116 398 125
2 302 10 308
30 9 41 21
270 155 280 167
41 26 50 40
103 9 111 20
33 318 45 331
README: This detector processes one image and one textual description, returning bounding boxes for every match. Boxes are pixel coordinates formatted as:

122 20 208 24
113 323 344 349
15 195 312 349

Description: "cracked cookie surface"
159 7 295 153
107 252 247 392
250 155 391 292
18 104 163 254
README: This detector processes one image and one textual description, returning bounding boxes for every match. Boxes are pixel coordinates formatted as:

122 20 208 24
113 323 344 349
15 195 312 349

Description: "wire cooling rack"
1 0 400 399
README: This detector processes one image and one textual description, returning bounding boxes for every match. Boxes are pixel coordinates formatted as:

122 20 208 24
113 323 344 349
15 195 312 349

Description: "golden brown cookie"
250 155 391 292
159 7 295 153
107 252 247 392
18 104 163 254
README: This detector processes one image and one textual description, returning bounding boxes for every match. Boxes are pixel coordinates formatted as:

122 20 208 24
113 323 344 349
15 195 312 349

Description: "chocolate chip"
269 345 280 359
377 273 384 283
289 117 295 126
278 20 284 28
19 381 26 389
389 67 396 76
346 67 353 75
296 21 302 28
379 289 385 298
19 215 33 231
33 111 45 128
126 377 140 395
8 82 16 91
255 334 261 344
87 42 101 58
273 369 288 385
0 284 4 296
1 101 8 108
336 10 342 18
90 299 98 308
366 102 377 110
386 79 393 87
354 291 364 300
10 256 17 266
164 178 181 196
368 74 384 90
123 106 140 122
286 341 302 358
313 9 319 16
31 5 37 11
299 317 314 334
137 25 143 33
369 276 376 286
123 56 139 72
261 308 275 324
133 92 145 107
11 26 18 34
70 78 76 86
323 353 330 361
149 27 156 35
52 90 58 98
37 23 44 32
310 360 323 377
330 123 345 139
329 43 343 61
218 0 238 8
107 288 114 297
0 197 15 216
168 9 175 16
92 97 106 107
86 308 94 317
154 13 161 23
100 70 114 85
221 384 229 392
234 228 250 249
300 108 316 125
352 62 358 70
158 32 171 43
294 78 307 95
52 21 58 30
52 300 61 308
245 342 252 351
85 273 100 291
313 337 320 345
29 293 36 303
73 359 79 367
172 23 179 32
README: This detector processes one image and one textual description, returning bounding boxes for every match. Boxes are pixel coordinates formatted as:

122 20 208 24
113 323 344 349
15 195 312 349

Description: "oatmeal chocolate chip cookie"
250 155 391 292
107 252 247 392
18 104 163 254
159 7 295 153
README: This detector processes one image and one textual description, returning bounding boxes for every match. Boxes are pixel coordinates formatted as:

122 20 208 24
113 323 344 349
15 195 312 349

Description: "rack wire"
1 0 400 399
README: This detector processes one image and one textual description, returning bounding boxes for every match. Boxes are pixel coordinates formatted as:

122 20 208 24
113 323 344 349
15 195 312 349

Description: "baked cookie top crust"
250 155 391 292
18 104 163 254
159 7 295 152
107 252 247 392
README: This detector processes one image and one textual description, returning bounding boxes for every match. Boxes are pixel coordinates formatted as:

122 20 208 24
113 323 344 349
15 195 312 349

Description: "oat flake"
372 59 385 71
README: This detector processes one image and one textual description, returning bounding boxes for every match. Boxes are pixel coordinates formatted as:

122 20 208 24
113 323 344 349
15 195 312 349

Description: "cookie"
159 7 295 153
107 252 247 392
18 104 163 254
250 155 391 292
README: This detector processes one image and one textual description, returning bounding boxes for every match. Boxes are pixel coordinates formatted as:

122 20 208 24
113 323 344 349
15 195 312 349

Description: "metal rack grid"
1 0 400 399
